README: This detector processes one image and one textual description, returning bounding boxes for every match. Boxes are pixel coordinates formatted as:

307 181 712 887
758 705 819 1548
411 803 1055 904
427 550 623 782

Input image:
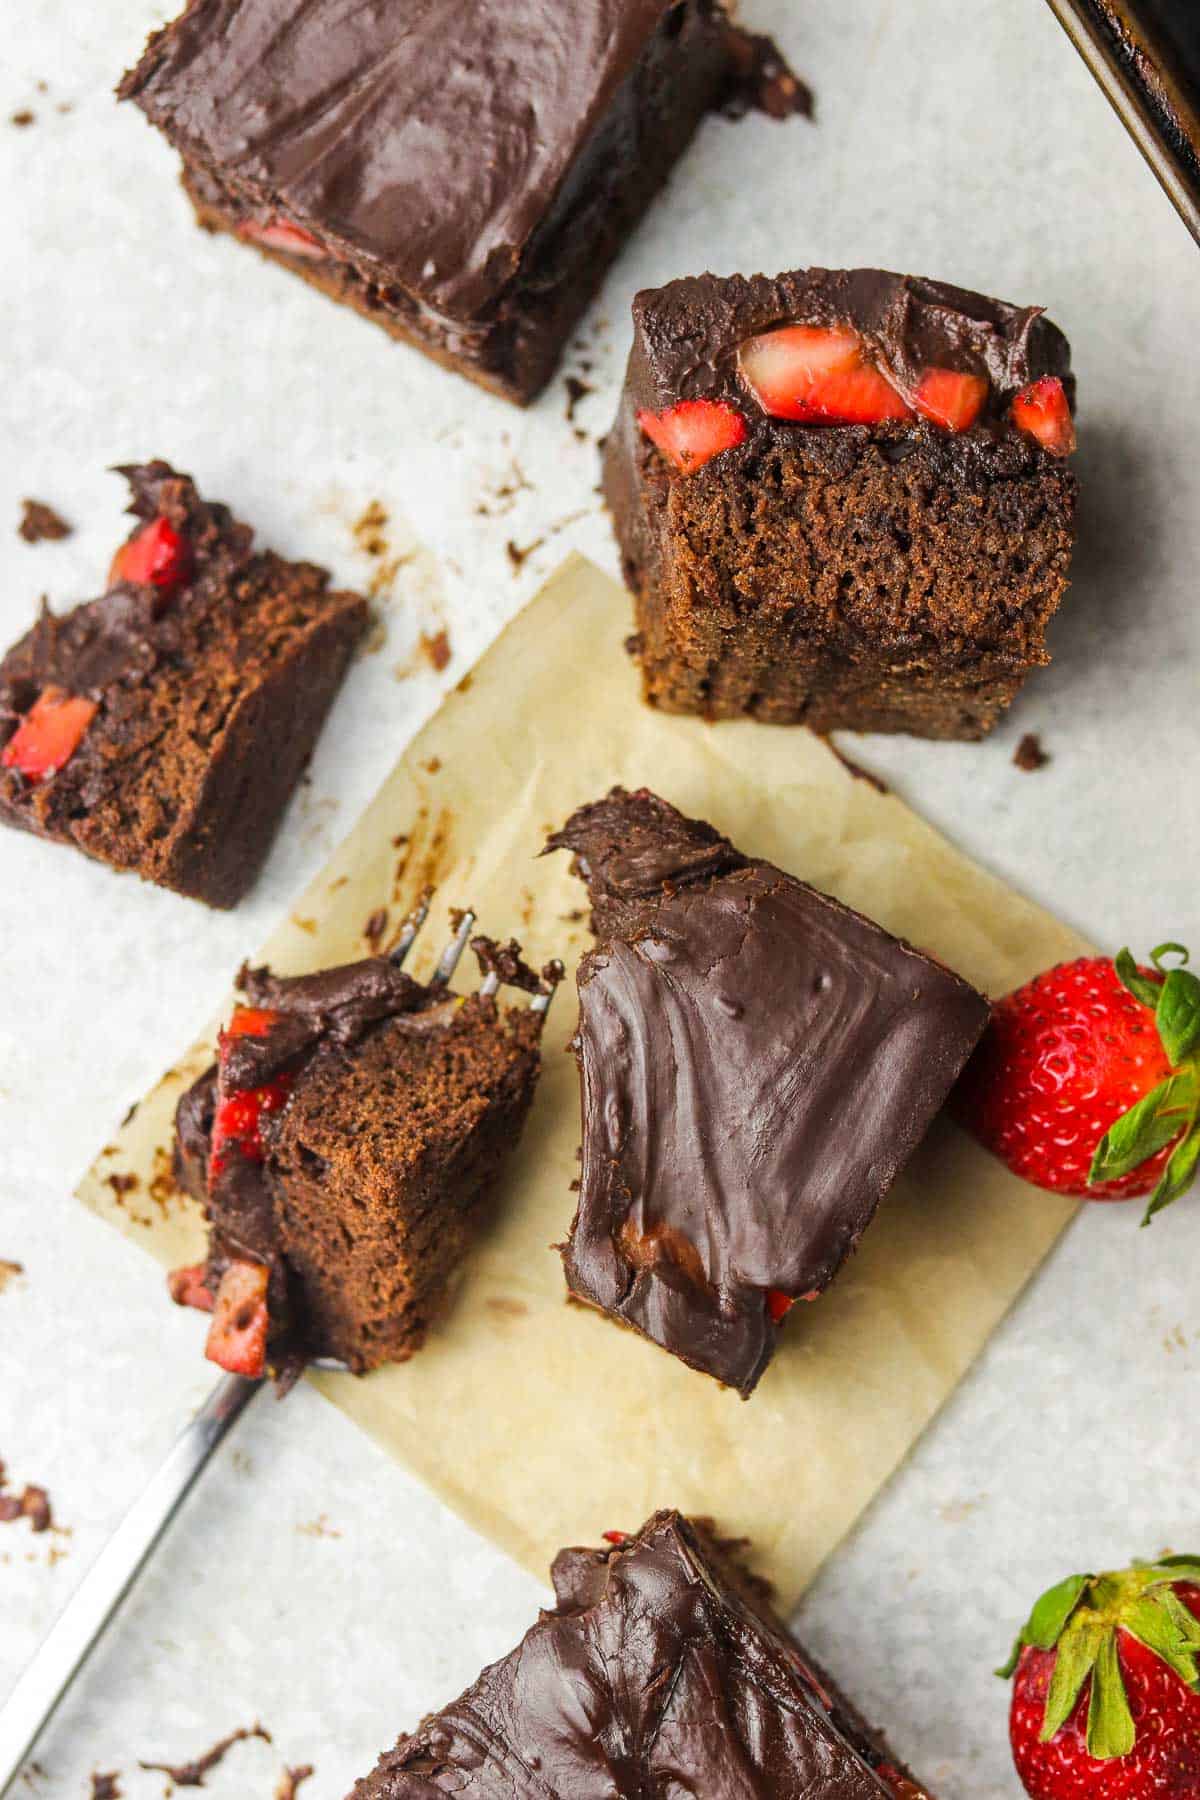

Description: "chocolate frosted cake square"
119 0 743 405
604 267 1078 737
172 938 552 1376
0 462 366 907
547 788 989 1395
349 1510 931 1797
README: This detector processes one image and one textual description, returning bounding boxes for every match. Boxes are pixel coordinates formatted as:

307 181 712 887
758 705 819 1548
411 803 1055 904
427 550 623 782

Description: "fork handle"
0 1371 260 1796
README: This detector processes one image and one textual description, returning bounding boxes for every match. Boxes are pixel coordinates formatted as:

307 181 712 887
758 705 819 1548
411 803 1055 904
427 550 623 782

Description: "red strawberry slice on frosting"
738 324 913 425
209 1005 291 1177
913 367 988 432
2 687 97 781
167 1263 215 1312
1010 376 1076 456
239 216 327 260
636 399 747 473
109 515 192 594
205 1260 270 1377
765 1288 794 1324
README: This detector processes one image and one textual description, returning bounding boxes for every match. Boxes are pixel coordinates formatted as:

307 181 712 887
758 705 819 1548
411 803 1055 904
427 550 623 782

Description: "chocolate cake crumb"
720 27 813 121
139 1723 271 1787
1014 731 1050 771
420 628 451 671
564 375 593 423
363 907 388 949
10 109 35 127
0 1461 53 1532
18 499 71 543
353 500 389 559
275 1767 314 1800
506 537 545 573
89 1775 121 1799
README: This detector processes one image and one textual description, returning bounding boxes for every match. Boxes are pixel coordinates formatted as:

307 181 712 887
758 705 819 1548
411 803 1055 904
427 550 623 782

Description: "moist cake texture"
173 940 549 1374
348 1510 932 1797
0 461 366 907
547 788 990 1395
604 267 1078 737
119 0 748 404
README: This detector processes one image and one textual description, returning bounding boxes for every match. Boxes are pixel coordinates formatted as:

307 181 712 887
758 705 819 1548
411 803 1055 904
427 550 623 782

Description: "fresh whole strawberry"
1002 1558 1200 1798
953 944 1200 1221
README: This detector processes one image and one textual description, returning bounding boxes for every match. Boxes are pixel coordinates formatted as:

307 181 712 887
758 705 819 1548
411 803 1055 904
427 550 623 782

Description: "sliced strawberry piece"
602 1529 629 1546
167 1263 214 1312
765 1288 794 1324
239 216 327 260
787 363 913 425
636 399 747 474
1010 375 1076 456
1 686 97 781
225 1006 282 1041
739 323 912 425
108 515 192 594
913 367 988 432
209 1073 293 1175
205 1260 270 1378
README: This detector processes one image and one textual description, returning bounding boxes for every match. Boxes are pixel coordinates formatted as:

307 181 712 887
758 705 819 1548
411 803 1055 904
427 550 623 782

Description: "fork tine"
431 909 476 986
530 959 565 1018
388 886 433 967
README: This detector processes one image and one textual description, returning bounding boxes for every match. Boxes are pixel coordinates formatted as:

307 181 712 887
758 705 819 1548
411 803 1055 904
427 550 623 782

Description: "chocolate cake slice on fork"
172 898 562 1378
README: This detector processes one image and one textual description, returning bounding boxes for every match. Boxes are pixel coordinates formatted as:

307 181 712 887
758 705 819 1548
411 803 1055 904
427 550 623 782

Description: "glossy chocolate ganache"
350 1511 932 1798
547 789 989 1396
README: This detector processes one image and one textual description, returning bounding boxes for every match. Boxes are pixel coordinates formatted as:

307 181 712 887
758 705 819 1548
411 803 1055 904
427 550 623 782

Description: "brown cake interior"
261 995 544 1370
606 411 1077 738
0 464 366 906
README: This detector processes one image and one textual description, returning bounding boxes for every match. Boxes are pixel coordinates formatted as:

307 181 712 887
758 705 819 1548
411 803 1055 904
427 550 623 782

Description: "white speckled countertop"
0 2 1197 1795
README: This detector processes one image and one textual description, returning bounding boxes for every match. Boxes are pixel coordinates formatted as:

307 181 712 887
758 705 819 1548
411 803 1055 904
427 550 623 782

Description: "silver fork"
0 898 560 1795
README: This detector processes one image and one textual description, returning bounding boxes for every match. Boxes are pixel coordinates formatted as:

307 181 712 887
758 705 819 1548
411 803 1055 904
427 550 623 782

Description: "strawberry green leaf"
1114 947 1163 1011
1156 967 1200 1066
1122 1595 1200 1688
1142 1122 1200 1225
1157 1588 1200 1668
1151 942 1190 973
1042 1619 1104 1741
1154 1556 1200 1581
997 1572 1092 1678
1086 1630 1137 1760
1091 1072 1193 1185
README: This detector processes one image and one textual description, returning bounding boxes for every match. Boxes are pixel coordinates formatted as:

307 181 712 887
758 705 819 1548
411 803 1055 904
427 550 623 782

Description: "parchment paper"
76 555 1084 1609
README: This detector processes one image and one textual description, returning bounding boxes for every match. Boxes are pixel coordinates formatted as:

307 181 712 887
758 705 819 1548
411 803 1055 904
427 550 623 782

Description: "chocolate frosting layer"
0 462 248 721
350 1511 917 1797
548 790 989 1396
179 954 459 1265
121 0 722 321
627 267 1073 424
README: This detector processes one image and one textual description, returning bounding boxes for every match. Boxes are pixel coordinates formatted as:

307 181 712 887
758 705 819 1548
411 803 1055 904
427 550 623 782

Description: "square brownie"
0 462 366 907
349 1510 932 1797
546 788 990 1396
604 267 1079 737
119 0 739 405
173 937 553 1375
